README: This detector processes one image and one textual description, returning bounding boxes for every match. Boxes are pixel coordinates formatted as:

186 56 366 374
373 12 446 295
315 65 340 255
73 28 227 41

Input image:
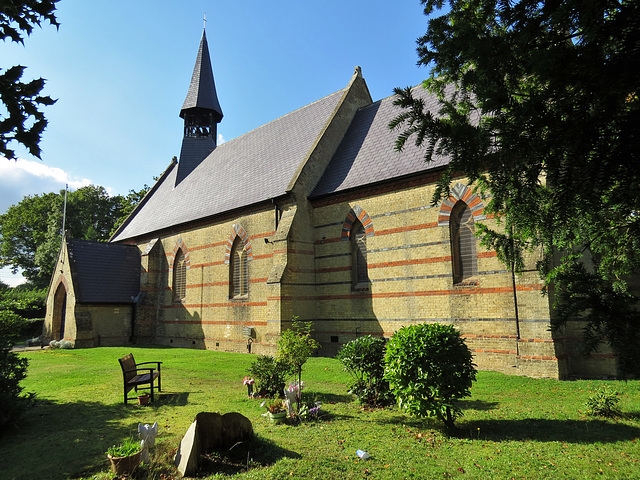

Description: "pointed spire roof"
180 30 223 122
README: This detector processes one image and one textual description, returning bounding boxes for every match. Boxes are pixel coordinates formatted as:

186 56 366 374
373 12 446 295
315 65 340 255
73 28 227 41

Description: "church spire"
176 29 223 185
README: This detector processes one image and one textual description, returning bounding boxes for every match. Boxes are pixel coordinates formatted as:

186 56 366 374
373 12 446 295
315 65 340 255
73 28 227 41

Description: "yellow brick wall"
44 176 619 379
134 205 281 355
310 179 563 378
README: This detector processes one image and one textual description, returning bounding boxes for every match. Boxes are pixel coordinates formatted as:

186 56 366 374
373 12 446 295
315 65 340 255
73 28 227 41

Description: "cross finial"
203 12 207 29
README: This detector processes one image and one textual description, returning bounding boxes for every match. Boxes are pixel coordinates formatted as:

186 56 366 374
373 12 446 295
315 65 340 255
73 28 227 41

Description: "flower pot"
268 411 287 424
107 451 141 476
137 394 150 405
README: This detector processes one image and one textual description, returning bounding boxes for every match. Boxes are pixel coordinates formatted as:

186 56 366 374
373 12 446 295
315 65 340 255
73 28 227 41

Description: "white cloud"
0 157 99 288
218 133 226 145
0 157 93 213
0 266 26 288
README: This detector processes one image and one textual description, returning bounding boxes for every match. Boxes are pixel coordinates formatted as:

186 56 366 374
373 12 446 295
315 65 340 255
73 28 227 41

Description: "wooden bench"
118 353 162 404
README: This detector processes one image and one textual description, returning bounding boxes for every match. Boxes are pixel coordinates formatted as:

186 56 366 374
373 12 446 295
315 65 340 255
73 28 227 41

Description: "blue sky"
0 0 432 285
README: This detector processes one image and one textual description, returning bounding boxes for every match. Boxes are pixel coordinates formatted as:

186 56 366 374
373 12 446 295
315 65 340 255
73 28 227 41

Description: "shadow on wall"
313 202 383 358
154 303 207 349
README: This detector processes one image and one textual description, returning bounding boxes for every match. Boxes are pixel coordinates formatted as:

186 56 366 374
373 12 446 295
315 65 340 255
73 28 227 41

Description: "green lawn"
2 347 639 479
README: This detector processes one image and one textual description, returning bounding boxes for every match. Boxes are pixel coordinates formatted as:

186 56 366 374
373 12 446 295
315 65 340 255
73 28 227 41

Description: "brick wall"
134 205 279 355
310 179 563 378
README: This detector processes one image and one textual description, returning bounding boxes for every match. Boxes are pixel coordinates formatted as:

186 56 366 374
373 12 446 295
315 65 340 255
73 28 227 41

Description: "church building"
43 30 616 379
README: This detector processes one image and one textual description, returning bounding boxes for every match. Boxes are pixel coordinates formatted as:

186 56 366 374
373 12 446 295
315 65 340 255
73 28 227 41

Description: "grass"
1 346 639 480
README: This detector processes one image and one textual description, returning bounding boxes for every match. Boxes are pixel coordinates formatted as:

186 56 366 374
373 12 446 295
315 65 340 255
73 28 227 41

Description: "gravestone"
175 412 253 476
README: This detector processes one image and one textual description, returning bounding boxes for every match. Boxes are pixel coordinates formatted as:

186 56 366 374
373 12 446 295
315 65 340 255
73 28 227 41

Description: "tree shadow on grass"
314 392 353 404
623 410 640 420
195 434 301 477
0 398 142 479
456 418 640 443
154 391 190 406
458 399 500 411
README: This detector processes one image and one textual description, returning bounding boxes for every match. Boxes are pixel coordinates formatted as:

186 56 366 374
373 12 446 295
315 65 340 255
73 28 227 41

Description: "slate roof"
310 85 448 198
181 30 223 122
68 239 140 304
112 88 347 242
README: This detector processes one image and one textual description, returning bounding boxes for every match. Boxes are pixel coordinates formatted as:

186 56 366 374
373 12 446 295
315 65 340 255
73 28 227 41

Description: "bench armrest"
136 361 162 368
122 367 156 375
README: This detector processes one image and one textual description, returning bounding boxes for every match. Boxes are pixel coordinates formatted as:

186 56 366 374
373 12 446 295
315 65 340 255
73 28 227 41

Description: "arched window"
351 220 369 287
173 249 187 301
450 201 478 284
230 236 249 298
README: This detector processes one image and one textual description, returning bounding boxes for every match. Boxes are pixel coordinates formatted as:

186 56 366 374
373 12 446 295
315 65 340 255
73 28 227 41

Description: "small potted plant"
136 389 151 405
106 437 142 476
261 398 288 424
242 376 255 397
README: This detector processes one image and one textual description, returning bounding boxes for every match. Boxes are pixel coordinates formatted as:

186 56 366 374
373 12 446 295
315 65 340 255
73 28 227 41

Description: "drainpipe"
510 227 521 362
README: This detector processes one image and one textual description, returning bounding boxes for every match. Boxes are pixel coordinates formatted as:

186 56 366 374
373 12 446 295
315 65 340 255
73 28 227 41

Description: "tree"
110 184 151 236
277 318 320 396
0 185 146 287
384 323 476 430
391 0 640 377
1 0 59 159
0 191 56 285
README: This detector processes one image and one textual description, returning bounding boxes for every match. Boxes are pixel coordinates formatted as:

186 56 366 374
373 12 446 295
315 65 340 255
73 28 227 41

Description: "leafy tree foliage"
277 318 320 391
0 303 33 431
336 335 393 406
0 281 47 431
392 0 640 376
0 284 46 319
110 184 150 235
384 323 476 430
1 0 59 159
0 185 146 287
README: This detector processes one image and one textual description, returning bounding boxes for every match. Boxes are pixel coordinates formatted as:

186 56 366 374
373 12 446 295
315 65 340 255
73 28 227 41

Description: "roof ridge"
213 87 348 150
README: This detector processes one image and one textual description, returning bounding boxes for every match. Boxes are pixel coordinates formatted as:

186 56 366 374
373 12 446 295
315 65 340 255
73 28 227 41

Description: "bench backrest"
119 354 136 383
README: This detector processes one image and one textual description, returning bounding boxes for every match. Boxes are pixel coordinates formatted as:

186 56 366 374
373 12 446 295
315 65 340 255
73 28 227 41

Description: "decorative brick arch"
341 205 375 241
224 224 253 264
437 183 486 226
53 275 69 292
169 238 191 269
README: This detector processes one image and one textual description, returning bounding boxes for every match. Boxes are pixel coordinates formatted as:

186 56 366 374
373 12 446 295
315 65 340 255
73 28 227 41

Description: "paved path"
12 344 46 352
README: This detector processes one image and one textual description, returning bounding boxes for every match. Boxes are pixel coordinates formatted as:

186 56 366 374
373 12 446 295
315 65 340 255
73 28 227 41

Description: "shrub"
247 355 290 397
336 335 393 406
0 309 34 431
0 286 47 319
585 385 621 417
384 323 477 430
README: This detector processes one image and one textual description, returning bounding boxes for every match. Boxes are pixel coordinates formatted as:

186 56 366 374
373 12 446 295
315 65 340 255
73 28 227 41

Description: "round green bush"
336 335 393 406
384 323 476 429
